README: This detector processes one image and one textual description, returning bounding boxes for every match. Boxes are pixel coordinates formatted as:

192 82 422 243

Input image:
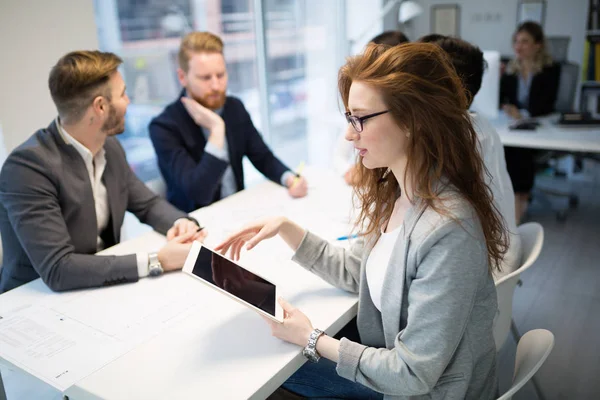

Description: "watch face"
302 347 320 363
149 265 163 277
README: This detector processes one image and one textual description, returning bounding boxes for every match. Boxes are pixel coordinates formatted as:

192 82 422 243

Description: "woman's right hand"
502 104 522 120
214 217 305 261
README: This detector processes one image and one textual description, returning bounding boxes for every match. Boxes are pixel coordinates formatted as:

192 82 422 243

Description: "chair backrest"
555 62 580 113
546 36 570 63
515 222 544 271
493 222 544 350
497 329 555 400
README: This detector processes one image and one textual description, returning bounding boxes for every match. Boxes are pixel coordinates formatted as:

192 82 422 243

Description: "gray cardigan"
292 194 498 400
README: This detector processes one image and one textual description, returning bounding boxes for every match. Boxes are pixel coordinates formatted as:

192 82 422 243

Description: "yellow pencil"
291 161 305 189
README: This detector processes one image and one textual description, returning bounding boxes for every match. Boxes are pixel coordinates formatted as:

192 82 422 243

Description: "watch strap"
303 328 325 363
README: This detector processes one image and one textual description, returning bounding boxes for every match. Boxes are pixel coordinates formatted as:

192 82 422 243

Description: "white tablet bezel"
182 241 283 323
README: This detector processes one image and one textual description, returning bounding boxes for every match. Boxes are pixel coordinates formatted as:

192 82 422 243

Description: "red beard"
194 91 227 110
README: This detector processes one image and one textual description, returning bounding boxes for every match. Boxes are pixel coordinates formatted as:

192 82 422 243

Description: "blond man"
149 32 308 213
0 51 206 293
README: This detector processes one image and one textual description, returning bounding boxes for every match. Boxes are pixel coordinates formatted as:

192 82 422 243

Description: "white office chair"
497 329 554 400
494 222 545 399
494 222 544 350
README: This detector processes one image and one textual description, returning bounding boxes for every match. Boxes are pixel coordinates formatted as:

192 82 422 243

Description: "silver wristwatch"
302 329 325 363
148 252 164 277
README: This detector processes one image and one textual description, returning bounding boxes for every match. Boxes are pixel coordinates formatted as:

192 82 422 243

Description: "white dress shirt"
202 125 294 198
57 120 150 278
470 113 522 276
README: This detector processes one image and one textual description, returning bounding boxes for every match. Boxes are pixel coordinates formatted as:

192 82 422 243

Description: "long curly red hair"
339 43 508 273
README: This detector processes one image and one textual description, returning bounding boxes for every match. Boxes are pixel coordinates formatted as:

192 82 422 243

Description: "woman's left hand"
263 298 314 347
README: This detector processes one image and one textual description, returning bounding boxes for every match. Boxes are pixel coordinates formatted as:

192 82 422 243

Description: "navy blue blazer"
149 92 291 212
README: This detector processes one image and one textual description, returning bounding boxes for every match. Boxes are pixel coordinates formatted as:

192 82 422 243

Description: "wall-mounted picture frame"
431 4 461 37
517 0 546 26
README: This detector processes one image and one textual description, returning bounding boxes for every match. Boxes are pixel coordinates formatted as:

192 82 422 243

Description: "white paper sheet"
0 274 202 391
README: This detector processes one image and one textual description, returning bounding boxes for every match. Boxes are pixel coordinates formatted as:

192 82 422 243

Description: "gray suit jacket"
293 192 498 400
0 120 188 293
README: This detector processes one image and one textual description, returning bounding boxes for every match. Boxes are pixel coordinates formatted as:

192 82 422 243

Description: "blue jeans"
282 358 383 399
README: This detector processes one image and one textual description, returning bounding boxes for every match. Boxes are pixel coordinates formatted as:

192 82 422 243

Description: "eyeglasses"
345 110 389 133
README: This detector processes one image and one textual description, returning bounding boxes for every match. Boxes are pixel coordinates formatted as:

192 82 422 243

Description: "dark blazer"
500 62 561 117
0 121 187 293
149 92 291 213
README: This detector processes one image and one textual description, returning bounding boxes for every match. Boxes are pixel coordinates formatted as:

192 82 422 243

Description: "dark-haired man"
418 34 522 275
370 30 410 46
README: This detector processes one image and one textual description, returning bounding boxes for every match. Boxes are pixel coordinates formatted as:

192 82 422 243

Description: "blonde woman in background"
500 21 560 223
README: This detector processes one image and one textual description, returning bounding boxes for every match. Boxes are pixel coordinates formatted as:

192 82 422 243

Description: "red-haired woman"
217 42 508 400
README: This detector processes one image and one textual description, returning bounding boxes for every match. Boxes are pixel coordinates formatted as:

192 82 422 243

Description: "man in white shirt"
418 34 522 275
0 50 206 293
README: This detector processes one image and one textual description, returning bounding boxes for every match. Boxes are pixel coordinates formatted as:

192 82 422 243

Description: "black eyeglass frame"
345 110 389 132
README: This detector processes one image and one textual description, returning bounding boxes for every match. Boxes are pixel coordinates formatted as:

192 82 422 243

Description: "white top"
470 113 522 276
366 224 402 311
56 120 149 278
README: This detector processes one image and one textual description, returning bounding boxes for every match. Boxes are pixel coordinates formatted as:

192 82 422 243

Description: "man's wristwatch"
302 328 325 363
148 252 164 277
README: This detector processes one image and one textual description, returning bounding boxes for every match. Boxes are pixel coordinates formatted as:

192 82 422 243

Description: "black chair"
530 38 581 221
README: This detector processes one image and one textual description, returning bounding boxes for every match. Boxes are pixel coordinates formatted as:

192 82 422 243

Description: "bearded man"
149 32 308 213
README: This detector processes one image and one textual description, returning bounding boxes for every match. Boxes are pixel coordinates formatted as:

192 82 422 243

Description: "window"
94 0 344 183
263 0 344 171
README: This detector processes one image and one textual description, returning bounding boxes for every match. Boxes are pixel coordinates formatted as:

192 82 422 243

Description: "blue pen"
336 234 360 241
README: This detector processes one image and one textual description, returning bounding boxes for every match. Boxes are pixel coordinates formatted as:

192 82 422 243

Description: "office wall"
410 0 587 65
0 0 98 154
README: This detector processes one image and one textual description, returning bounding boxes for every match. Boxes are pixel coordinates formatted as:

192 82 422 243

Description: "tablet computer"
182 241 283 323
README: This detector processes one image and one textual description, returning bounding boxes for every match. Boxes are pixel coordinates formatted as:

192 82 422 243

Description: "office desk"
491 112 600 153
0 168 359 400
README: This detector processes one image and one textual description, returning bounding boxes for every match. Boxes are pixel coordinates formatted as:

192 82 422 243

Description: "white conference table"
490 112 600 153
0 168 360 400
